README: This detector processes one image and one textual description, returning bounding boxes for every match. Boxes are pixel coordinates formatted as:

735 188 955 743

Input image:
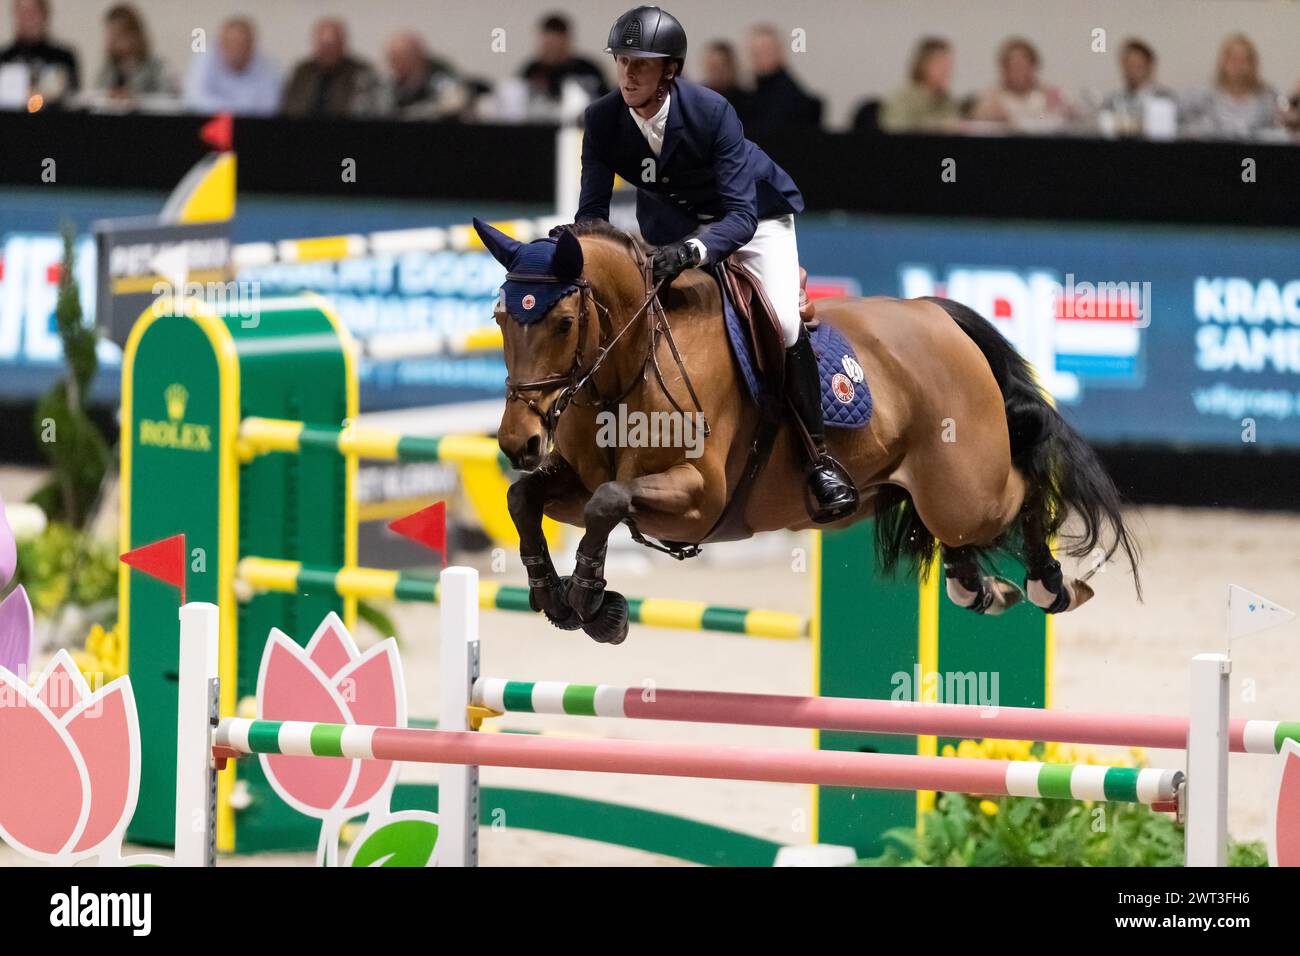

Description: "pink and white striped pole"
472 679 1299 756
214 717 1183 805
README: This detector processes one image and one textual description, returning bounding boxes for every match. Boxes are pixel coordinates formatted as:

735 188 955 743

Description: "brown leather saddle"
719 259 816 385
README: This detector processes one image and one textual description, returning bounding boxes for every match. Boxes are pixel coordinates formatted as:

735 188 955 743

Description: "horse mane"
555 220 717 309
555 220 650 261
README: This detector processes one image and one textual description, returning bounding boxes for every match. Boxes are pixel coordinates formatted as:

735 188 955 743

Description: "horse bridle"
502 255 710 439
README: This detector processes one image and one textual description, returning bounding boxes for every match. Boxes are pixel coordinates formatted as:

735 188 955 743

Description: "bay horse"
474 218 1139 645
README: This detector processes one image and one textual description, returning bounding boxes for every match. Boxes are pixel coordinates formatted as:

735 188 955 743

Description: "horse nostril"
506 433 544 471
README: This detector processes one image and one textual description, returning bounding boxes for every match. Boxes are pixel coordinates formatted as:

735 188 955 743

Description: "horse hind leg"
1020 491 1096 614
942 544 1024 615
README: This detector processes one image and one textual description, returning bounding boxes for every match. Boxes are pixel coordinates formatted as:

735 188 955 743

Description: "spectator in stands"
970 38 1073 134
700 40 751 118
742 23 821 129
384 32 467 119
879 37 959 133
520 13 608 107
280 18 380 118
183 17 281 116
0 0 78 102
1099 38 1175 135
95 4 177 100
1180 34 1283 140
1284 81 1300 138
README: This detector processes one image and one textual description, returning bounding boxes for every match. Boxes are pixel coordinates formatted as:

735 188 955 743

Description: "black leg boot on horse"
943 544 1024 615
784 329 859 523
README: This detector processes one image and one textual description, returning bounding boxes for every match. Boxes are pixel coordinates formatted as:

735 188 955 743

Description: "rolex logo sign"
138 383 212 452
166 384 188 421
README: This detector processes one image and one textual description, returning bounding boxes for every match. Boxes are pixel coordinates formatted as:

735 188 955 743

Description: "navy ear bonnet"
473 218 585 325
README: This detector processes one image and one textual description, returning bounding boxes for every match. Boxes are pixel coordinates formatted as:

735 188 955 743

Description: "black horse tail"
873 296 1141 597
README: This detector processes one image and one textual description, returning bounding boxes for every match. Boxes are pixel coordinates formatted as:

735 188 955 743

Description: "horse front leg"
506 456 587 631
568 464 707 645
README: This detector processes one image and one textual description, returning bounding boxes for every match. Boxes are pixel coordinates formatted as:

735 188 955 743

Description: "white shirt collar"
629 91 671 155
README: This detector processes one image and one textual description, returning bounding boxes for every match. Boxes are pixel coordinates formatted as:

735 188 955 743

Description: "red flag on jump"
389 502 447 568
200 112 233 152
121 534 187 604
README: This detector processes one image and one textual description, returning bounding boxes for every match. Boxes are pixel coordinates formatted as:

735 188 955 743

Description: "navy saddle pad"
713 264 872 428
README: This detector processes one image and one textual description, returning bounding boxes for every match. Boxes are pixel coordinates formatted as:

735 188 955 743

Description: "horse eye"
556 318 573 335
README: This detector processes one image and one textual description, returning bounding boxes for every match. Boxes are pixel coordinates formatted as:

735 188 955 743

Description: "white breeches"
730 214 802 348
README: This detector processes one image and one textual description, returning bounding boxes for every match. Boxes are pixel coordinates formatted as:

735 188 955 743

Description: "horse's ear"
552 228 584 280
473 217 522 268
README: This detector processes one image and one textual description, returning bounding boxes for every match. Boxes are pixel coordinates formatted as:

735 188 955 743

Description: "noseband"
503 255 710 439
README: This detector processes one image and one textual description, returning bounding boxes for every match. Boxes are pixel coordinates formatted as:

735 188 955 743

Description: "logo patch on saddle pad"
831 373 855 404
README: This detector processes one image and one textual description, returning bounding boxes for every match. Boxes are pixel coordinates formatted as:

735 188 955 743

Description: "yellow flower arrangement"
70 622 126 686
939 736 1151 771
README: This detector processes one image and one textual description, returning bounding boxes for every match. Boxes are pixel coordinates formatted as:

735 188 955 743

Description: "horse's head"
474 218 600 470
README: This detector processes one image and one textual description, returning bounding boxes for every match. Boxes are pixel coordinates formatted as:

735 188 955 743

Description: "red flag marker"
389 502 447 568
200 112 233 152
121 534 187 604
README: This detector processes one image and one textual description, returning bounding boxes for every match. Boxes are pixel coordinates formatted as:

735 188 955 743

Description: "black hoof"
582 591 630 645
536 576 583 631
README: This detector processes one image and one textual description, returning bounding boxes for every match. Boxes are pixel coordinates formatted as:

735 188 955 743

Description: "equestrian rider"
574 5 858 523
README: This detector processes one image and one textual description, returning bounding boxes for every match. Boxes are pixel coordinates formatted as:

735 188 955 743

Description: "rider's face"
616 54 669 108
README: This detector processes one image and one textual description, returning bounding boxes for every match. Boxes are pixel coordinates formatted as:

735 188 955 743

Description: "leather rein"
503 254 711 440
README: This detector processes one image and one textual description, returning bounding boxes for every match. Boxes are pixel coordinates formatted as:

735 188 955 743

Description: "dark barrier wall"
0 113 557 203
3 111 1299 225
757 128 1300 228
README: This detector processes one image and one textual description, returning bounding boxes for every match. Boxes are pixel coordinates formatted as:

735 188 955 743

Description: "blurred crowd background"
1 0 1298 141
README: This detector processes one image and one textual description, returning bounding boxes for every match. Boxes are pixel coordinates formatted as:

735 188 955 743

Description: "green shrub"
859 791 1266 867
15 522 117 622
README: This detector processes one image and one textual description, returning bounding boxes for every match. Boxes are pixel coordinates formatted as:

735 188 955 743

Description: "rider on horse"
574 5 858 523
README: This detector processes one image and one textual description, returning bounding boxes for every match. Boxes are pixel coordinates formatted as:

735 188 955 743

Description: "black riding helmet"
606 6 687 61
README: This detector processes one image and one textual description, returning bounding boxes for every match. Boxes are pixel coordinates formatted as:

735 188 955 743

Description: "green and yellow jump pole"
236 417 555 550
236 556 808 641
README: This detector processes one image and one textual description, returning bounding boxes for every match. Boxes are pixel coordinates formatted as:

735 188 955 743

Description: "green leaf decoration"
346 813 439 867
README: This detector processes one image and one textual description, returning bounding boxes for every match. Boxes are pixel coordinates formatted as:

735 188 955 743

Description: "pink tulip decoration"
0 585 33 680
0 491 31 684
0 491 16 591
255 613 408 865
1270 739 1300 867
0 650 164 865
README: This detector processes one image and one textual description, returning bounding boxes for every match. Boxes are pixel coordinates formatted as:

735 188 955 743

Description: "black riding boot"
784 330 859 523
